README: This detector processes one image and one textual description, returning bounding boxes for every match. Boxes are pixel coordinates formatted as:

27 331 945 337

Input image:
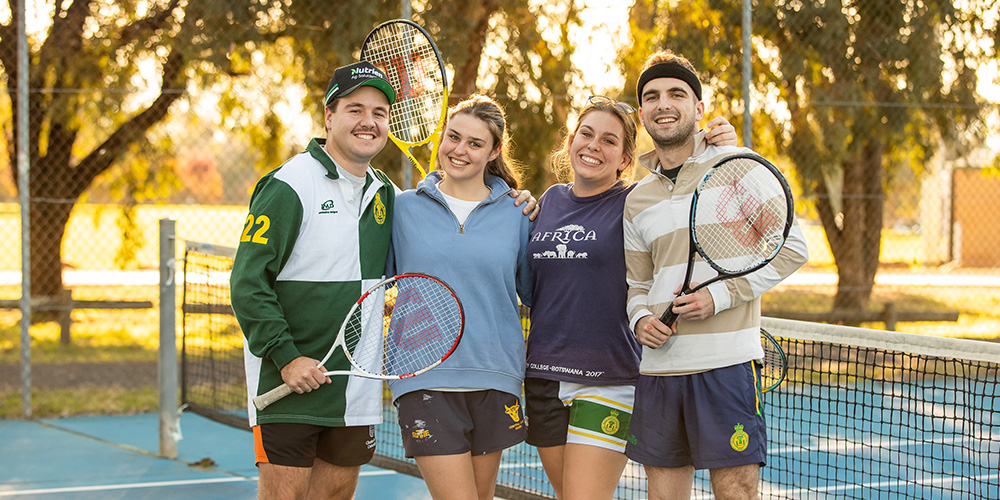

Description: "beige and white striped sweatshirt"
623 132 809 375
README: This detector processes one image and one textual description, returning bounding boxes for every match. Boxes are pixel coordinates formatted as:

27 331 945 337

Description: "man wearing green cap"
230 60 399 499
231 60 537 499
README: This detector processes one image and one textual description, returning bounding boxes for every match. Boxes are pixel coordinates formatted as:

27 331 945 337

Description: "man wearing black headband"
622 50 808 500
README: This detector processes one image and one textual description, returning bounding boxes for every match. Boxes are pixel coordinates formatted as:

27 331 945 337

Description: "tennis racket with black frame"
361 19 448 178
659 153 794 327
760 328 787 393
253 273 464 410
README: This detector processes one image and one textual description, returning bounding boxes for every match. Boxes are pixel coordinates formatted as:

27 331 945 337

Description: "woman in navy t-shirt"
524 96 736 499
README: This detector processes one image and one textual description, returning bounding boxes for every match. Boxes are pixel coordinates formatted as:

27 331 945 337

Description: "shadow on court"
0 412 431 499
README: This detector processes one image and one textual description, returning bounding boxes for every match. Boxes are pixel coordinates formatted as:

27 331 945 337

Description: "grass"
0 387 158 419
0 285 162 419
2 269 1000 420
0 285 160 365
764 280 1000 340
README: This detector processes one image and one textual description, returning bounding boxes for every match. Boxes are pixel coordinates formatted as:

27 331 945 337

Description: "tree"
396 0 582 192
622 0 998 312
0 0 581 302
0 0 416 299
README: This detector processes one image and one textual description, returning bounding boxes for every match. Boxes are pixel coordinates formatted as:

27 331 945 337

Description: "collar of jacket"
305 137 373 181
415 170 512 204
637 128 710 176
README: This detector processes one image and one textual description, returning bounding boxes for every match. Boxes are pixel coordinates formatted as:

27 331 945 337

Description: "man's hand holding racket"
280 356 331 394
635 281 717 347
667 282 716 326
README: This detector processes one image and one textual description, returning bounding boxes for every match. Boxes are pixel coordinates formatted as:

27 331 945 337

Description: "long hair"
444 94 522 190
550 101 638 183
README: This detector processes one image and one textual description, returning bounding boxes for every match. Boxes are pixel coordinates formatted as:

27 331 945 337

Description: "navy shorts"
625 362 766 470
395 389 526 458
253 423 375 468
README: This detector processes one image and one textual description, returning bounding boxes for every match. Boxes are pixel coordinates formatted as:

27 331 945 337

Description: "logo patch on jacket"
374 192 387 224
319 200 338 214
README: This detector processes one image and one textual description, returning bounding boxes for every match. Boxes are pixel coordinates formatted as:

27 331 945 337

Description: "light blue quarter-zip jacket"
387 170 533 400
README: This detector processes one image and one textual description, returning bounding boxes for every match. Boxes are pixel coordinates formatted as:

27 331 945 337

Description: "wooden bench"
0 289 153 345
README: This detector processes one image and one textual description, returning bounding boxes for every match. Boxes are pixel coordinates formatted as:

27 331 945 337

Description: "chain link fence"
1 0 998 419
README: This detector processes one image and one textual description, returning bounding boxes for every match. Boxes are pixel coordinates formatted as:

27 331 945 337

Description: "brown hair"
641 50 698 75
445 94 522 190
550 101 638 183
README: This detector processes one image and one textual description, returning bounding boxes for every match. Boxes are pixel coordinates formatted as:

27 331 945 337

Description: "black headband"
636 62 702 102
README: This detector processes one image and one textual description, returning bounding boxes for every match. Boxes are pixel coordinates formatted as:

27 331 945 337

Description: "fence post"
883 302 897 331
741 0 753 149
159 218 178 459
17 0 32 420
58 289 73 345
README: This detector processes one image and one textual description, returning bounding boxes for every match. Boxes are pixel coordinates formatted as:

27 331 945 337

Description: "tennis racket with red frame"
361 19 448 178
659 153 794 327
253 273 464 410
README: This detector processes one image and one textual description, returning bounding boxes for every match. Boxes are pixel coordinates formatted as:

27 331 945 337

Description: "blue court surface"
0 413 432 499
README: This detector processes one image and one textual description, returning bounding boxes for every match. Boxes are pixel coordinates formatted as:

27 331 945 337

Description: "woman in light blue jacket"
388 94 533 500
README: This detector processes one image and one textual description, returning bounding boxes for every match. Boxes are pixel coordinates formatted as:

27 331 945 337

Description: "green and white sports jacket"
230 138 395 428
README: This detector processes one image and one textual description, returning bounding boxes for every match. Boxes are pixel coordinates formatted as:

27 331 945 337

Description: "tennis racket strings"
362 21 446 145
347 274 464 378
693 156 791 274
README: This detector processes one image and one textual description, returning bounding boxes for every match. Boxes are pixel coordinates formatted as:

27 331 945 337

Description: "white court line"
0 477 254 497
768 433 997 456
756 472 1000 498
0 469 398 497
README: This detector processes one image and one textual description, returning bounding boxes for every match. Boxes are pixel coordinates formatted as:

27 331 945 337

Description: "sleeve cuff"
629 310 653 336
268 341 303 371
706 281 732 314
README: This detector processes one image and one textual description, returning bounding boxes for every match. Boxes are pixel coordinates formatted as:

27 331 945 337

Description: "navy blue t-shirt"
526 181 641 385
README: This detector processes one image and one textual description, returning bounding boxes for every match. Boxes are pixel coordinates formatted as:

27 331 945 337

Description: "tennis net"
179 242 1000 499
180 241 247 430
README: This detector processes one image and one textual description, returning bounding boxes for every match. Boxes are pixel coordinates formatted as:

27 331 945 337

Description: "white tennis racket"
361 19 448 178
660 153 794 327
253 273 464 410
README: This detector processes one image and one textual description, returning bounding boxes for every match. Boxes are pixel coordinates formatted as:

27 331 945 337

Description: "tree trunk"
831 141 884 314
28 199 72 298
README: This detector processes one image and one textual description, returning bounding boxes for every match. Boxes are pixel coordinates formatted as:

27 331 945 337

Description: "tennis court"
0 412 431 499
161 244 1000 499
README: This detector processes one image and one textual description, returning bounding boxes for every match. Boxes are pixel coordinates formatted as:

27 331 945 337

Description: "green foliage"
620 0 998 308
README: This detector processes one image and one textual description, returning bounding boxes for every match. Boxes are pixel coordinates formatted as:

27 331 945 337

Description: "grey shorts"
395 389 526 458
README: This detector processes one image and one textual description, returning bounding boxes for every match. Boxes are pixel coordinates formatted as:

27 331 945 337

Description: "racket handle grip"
253 383 294 411
658 308 679 328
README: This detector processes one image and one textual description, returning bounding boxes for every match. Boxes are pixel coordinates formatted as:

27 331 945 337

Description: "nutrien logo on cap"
351 66 384 80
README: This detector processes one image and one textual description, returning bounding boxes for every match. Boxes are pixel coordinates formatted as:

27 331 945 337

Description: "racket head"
361 19 448 175
691 153 793 275
340 273 464 379
760 328 788 393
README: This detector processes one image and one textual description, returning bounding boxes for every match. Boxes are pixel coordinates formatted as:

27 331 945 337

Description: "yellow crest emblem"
411 428 430 439
374 192 386 225
504 402 521 423
730 423 749 452
601 415 620 435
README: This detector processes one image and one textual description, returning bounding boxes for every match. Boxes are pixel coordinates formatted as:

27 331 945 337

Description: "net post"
158 218 178 459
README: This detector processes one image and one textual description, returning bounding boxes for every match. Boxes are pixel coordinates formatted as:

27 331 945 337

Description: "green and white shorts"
524 377 635 453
